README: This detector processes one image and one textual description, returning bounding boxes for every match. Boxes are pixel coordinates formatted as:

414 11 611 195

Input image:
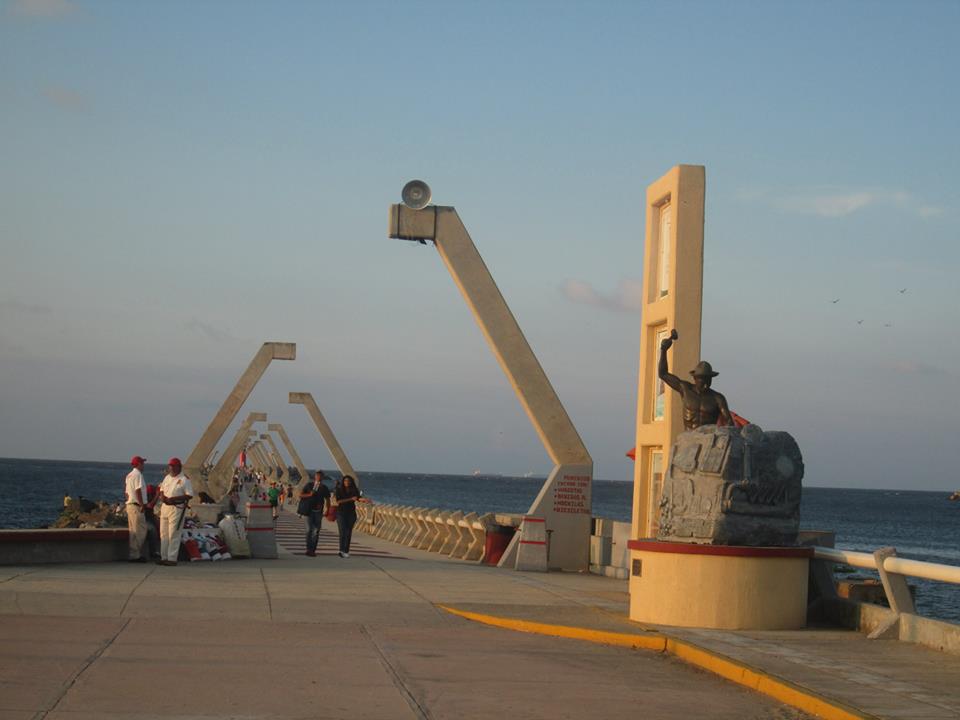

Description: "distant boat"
949 491 960 502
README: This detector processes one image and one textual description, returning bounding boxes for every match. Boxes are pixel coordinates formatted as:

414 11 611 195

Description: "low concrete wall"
0 528 129 565
589 518 630 579
823 596 960 656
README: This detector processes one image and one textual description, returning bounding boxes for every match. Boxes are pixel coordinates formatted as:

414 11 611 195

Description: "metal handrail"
814 546 960 585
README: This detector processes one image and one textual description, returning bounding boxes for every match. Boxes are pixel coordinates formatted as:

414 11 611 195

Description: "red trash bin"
483 525 516 565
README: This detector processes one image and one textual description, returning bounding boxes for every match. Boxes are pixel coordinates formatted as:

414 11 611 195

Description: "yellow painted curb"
438 605 666 652
438 605 878 720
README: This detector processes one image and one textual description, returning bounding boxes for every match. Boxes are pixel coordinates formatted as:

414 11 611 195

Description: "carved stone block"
657 424 803 546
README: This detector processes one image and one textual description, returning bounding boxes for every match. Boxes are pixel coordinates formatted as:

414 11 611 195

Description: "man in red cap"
157 457 194 566
124 455 149 562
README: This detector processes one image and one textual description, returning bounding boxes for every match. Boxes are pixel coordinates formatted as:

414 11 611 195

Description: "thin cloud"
890 361 949 377
560 278 643 313
185 318 239 344
751 187 943 220
8 0 77 18
0 299 52 315
41 84 89 111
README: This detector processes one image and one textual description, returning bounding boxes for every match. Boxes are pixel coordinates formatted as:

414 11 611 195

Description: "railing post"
868 546 915 640
874 547 916 615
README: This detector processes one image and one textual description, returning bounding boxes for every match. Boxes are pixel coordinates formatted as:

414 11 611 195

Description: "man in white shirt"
124 455 149 562
158 457 194 566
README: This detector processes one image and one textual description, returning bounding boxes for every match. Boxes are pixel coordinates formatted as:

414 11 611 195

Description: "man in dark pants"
298 471 331 557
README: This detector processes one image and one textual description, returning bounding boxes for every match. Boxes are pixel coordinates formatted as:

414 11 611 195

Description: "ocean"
2 457 958 621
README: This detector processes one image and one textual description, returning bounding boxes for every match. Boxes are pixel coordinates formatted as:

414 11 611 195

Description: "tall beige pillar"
389 197 592 571
631 165 705 539
206 412 266 498
183 342 295 493
289 392 359 486
268 422 309 487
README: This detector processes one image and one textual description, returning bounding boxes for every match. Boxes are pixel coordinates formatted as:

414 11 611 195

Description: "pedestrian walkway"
1 522 959 719
274 510 400 559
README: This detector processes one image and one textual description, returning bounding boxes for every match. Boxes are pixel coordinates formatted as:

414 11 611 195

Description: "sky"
1 0 958 490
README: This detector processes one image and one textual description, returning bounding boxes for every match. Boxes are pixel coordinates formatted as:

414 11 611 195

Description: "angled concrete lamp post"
183 342 295 498
207 411 267 497
289 392 359 486
387 182 593 572
268 423 309 487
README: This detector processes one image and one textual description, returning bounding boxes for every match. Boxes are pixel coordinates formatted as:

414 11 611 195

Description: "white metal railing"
355 503 500 563
814 547 960 585
814 545 960 628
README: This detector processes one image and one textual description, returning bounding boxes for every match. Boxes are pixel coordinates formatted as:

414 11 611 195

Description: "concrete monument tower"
627 166 810 630
631 166 705 539
387 182 593 572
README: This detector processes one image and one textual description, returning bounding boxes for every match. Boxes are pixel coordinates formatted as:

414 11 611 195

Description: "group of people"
124 455 194 566
124 454 367 564
296 470 364 557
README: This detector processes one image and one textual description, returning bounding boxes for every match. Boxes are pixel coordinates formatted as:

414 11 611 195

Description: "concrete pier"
1 510 958 720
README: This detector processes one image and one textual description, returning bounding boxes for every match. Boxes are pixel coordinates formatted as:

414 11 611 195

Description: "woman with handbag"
334 475 362 558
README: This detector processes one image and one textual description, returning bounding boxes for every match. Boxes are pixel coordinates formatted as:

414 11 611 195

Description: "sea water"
2 457 957 621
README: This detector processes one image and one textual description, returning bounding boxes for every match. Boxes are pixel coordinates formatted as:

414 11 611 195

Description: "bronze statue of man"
659 329 732 430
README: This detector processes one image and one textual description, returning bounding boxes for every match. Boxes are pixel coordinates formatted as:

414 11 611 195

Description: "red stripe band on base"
520 540 547 545
523 517 546 522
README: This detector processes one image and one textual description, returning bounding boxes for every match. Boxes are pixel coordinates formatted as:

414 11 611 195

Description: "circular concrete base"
627 540 812 630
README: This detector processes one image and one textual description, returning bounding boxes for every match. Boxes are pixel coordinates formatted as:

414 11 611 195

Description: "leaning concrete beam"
206 412 266 498
289 392 359 486
183 342 295 483
260 433 287 478
389 201 592 572
268 423 309 487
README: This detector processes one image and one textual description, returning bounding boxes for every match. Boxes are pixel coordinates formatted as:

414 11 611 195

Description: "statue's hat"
690 361 719 378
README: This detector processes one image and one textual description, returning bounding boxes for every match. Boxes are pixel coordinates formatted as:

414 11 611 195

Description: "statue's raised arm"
658 329 684 393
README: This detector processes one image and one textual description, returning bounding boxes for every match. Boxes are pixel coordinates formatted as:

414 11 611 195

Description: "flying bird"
884 322 893 327
899 288 907 294
857 320 863 325
830 298 840 304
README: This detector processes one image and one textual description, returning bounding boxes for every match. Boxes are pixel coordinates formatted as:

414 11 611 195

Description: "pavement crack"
35 617 131 719
367 559 445 619
0 568 39 584
260 568 273 621
119 566 155 617
360 624 431 720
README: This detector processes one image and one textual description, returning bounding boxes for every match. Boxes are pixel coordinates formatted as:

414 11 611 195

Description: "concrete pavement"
0 511 957 719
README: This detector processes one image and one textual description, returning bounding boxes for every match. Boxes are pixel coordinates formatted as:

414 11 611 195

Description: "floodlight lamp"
401 180 431 210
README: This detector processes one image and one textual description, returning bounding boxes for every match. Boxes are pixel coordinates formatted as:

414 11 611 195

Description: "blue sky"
1 0 958 489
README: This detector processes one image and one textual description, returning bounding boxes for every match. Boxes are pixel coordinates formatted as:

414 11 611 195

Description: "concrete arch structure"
289 392 359 488
206 412 267 498
388 199 592 572
183 342 295 498
268 423 308 486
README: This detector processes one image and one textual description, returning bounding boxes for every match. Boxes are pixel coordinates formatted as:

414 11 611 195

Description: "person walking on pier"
267 482 280 521
124 455 149 563
158 457 193 566
334 475 361 558
298 470 331 556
